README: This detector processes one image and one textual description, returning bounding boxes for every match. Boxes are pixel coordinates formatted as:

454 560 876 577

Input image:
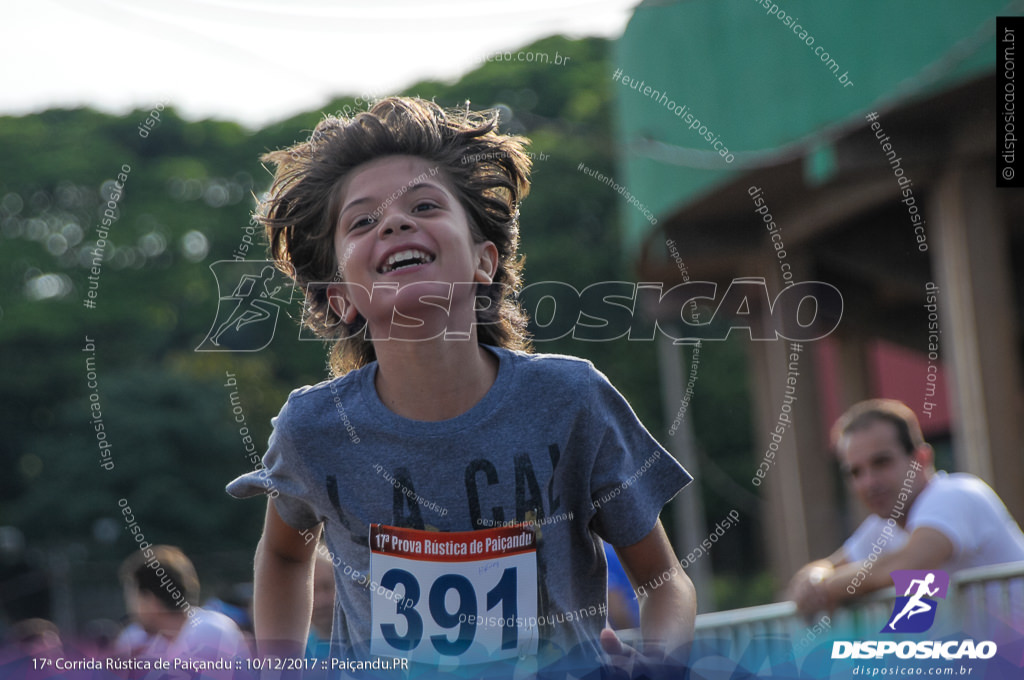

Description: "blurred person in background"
8 618 63 657
604 542 640 630
0 618 63 677
787 399 1024 618
306 552 335 657
81 618 122 656
115 545 250 661
203 581 256 653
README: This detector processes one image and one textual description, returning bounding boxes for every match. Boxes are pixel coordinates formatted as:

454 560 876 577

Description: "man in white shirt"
786 399 1024 617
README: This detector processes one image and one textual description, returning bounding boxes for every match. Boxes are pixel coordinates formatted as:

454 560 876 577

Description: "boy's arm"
254 497 320 657
611 519 696 658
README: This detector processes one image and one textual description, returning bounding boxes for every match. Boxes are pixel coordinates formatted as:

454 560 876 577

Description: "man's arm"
821 527 953 603
253 498 320 657
610 519 695 658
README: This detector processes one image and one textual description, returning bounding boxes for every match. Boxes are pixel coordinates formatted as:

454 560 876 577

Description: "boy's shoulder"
276 364 371 417
496 346 599 384
501 346 593 368
495 347 627 409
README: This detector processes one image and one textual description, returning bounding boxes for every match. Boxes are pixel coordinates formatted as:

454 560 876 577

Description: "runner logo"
196 261 295 352
882 569 949 634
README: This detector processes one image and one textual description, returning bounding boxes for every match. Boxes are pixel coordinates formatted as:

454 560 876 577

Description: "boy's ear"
473 241 499 285
327 282 359 324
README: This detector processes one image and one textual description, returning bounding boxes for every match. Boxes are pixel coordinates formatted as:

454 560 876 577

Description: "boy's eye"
413 201 438 213
350 216 375 230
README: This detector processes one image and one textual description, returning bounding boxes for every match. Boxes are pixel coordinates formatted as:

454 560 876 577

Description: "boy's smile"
377 247 436 275
329 155 498 337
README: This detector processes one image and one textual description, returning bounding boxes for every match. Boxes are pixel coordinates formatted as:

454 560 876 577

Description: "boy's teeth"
382 249 434 272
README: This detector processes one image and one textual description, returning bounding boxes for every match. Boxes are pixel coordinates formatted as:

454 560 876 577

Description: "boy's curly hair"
258 96 533 376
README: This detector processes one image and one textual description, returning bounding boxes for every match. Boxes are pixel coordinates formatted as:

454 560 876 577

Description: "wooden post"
929 162 1024 522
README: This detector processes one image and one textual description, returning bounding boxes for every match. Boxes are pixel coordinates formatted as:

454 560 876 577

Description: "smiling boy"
227 97 695 674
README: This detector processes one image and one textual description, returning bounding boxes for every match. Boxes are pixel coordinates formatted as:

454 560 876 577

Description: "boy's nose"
378 214 416 238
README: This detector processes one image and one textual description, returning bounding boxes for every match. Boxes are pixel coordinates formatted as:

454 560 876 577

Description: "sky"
4 0 638 130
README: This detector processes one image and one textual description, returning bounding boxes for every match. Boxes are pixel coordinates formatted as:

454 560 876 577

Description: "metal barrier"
688 561 1024 649
954 560 1024 638
617 561 1024 651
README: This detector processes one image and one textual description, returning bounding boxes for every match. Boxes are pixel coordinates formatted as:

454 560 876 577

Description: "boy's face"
329 155 498 338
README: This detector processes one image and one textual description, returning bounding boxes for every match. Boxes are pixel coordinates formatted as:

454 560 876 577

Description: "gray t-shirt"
227 345 691 669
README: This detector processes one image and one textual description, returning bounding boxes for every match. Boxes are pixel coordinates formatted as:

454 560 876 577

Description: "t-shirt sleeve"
585 366 693 547
843 516 888 563
907 477 985 560
225 401 321 531
841 520 869 563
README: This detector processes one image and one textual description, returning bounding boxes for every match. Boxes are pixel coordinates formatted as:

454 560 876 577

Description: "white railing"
954 560 1024 637
688 560 1024 650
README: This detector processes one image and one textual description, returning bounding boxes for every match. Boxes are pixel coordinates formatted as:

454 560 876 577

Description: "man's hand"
787 561 836 620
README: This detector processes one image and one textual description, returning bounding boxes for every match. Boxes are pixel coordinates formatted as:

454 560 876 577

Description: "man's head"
832 399 934 521
119 545 199 634
258 96 533 375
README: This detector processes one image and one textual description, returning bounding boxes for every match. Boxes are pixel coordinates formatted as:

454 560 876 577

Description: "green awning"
614 0 1013 262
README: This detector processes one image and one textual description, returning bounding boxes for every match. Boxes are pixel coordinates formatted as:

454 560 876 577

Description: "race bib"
369 523 538 665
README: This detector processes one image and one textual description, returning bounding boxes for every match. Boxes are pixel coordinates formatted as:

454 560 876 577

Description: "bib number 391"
369 524 538 665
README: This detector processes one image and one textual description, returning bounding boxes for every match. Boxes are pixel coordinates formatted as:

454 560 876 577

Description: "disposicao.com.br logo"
831 570 997 661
